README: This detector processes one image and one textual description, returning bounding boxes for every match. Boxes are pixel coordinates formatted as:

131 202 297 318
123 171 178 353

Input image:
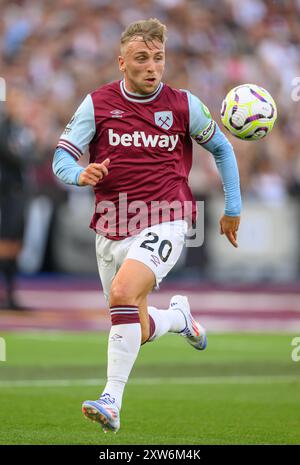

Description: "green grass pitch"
0 331 299 445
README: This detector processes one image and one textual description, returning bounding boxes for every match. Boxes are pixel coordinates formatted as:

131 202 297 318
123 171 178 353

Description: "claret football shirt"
56 80 240 239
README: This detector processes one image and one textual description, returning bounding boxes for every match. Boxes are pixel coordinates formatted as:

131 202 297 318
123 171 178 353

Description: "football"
220 84 277 140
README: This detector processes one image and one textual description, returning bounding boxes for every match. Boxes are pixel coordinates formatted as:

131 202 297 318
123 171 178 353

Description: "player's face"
119 38 165 95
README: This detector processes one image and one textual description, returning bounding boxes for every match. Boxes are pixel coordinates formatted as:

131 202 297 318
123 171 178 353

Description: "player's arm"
52 94 109 187
186 91 241 248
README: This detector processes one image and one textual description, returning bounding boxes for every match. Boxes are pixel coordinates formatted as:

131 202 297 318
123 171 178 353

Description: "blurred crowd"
1 0 300 201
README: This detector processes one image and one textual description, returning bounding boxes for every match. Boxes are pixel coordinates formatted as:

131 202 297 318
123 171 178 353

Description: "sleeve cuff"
57 139 83 160
75 168 85 185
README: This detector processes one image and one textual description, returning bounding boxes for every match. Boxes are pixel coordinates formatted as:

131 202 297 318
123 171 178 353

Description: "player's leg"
83 221 206 432
147 296 207 350
82 257 155 432
147 303 186 340
109 258 155 341
125 220 207 347
104 257 155 413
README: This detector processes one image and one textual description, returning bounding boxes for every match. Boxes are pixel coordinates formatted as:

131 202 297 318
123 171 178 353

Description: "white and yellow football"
220 84 277 140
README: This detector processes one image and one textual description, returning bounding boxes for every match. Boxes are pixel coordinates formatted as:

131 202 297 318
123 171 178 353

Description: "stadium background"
0 0 300 446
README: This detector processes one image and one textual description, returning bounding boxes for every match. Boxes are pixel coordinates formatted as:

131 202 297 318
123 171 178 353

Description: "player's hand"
219 214 240 248
78 158 110 186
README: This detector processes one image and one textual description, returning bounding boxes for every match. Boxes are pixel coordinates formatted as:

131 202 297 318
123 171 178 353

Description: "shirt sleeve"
52 147 84 185
185 90 242 216
183 89 217 143
56 94 96 160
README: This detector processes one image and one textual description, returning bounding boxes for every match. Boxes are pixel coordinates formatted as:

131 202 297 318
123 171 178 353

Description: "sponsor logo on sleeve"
194 120 216 144
201 102 211 119
63 114 77 135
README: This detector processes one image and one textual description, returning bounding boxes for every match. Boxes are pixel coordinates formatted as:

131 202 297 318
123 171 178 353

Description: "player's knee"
109 283 139 307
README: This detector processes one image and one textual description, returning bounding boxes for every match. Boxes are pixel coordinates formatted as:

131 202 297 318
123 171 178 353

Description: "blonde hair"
120 18 167 52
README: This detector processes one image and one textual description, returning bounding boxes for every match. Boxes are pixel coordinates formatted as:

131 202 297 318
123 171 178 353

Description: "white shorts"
96 220 187 302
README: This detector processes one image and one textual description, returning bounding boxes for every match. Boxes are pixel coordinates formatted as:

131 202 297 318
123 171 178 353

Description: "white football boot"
82 393 120 433
169 295 207 350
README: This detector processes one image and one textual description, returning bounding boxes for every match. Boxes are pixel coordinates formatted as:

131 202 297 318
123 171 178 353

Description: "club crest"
154 111 173 130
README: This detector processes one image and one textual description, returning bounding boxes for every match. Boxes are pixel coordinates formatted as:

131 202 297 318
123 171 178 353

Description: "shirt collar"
120 79 163 103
